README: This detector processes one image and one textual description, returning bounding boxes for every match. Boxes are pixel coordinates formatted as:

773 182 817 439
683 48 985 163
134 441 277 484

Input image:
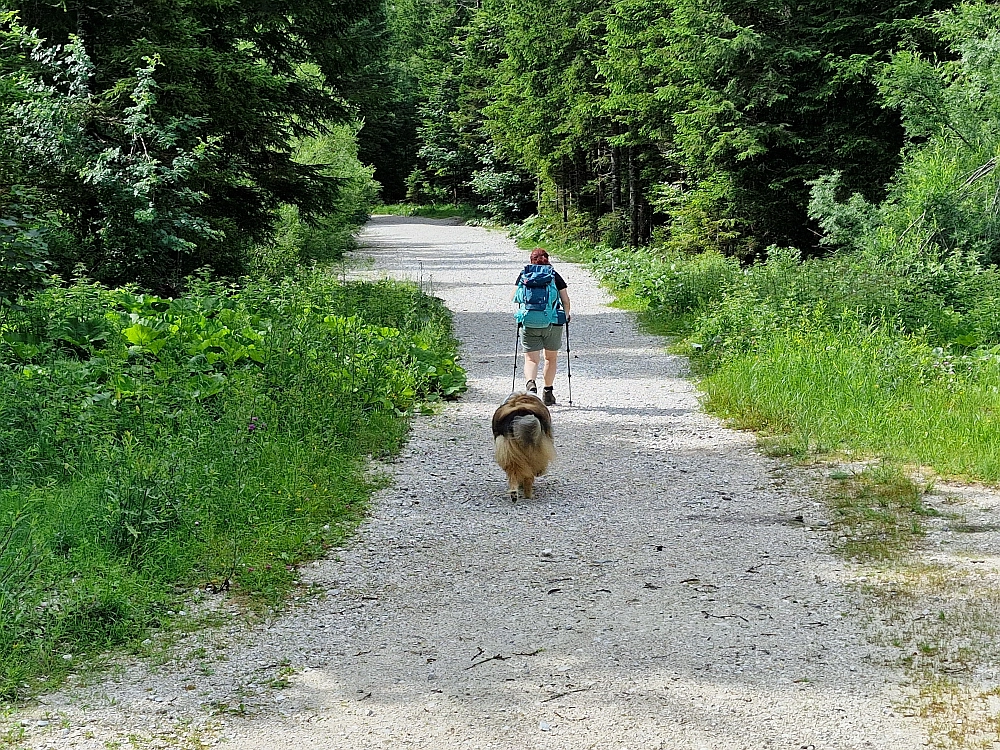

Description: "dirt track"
5 217 925 749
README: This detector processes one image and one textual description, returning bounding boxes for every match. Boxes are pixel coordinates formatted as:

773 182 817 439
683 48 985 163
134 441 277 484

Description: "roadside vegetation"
0 271 465 699
0 6 467 700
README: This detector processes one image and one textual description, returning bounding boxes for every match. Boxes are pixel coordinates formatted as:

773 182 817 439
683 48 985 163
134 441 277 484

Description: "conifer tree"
7 0 387 285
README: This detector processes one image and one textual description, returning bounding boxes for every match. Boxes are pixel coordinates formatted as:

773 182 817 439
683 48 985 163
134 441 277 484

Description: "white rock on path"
5 216 924 749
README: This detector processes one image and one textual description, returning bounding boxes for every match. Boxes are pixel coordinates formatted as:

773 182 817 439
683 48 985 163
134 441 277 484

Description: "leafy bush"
0 209 52 299
809 4 1000 268
1 28 227 289
584 219 1000 482
250 125 380 278
590 244 741 316
0 271 466 697
875 4 1000 265
470 155 534 222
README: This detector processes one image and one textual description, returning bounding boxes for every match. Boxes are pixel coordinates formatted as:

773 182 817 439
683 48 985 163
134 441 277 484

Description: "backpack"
514 264 563 327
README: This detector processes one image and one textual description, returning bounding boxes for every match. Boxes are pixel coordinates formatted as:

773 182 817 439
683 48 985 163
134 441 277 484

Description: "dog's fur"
492 392 556 501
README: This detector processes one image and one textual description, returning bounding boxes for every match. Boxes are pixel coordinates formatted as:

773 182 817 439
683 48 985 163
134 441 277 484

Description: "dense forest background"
1 0 389 292
387 0 998 262
4 0 999 288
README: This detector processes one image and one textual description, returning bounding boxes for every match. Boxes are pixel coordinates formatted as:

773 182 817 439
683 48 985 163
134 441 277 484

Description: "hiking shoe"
525 379 537 394
542 387 556 406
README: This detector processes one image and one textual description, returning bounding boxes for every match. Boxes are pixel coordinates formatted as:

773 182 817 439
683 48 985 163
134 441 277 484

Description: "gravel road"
6 216 926 749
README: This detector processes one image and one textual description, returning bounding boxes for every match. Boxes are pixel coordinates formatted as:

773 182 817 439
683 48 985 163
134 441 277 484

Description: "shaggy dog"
492 392 556 501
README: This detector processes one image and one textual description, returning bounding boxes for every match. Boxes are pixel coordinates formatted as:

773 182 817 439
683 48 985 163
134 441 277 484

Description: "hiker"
512 248 571 406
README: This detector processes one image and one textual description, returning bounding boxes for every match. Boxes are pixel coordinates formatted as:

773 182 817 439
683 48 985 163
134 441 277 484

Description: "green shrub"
250 125 379 278
590 244 741 315
470 159 534 222
701 319 1000 480
0 270 466 697
582 220 1000 483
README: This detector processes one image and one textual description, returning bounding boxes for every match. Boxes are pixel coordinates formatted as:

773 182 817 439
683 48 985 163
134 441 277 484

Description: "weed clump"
0 269 466 698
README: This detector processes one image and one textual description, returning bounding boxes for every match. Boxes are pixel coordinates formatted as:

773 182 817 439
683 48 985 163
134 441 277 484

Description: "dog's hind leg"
508 478 519 503
521 475 535 500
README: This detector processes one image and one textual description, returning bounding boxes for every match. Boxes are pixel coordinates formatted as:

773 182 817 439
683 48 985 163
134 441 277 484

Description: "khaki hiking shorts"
521 324 564 352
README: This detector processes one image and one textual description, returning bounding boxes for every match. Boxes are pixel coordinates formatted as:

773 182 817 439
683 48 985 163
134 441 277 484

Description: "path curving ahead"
9 217 923 749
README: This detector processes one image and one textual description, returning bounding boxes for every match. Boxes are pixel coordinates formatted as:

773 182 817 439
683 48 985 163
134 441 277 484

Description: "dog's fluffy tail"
494 422 556 483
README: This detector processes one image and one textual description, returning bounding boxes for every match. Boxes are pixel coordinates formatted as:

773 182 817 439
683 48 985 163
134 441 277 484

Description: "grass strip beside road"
0 268 466 699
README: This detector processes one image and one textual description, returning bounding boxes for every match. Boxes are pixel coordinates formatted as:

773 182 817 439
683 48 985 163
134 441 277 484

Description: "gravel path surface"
6 216 926 749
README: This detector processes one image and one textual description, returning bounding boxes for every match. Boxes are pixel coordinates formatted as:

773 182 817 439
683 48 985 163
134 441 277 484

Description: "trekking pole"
565 319 573 406
511 322 521 394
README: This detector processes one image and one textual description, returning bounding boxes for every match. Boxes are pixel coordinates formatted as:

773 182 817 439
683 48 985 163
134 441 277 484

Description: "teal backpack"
514 264 564 327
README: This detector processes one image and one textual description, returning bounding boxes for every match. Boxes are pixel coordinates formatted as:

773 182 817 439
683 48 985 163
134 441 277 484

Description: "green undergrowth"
0 269 466 699
702 321 1000 480
576 241 1000 484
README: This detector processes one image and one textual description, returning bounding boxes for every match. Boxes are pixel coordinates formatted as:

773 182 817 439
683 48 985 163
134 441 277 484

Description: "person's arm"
559 288 571 323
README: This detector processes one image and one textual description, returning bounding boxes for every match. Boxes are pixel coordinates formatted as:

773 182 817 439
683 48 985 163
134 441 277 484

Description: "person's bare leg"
540 349 559 405
524 350 541 387
541 349 558 387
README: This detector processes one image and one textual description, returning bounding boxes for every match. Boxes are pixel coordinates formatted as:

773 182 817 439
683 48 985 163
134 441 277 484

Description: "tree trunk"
596 146 603 215
628 146 638 247
640 199 649 245
561 157 568 223
609 146 615 213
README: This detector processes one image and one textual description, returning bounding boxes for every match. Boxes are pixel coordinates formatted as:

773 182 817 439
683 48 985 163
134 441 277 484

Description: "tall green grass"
0 270 466 698
577 238 1000 483
702 322 1000 479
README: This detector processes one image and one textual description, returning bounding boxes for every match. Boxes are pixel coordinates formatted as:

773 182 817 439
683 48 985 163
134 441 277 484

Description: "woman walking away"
512 248 571 406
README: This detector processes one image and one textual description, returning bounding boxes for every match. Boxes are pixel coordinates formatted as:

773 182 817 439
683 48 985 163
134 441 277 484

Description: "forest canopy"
385 0 999 262
3 0 1000 285
1 0 388 292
